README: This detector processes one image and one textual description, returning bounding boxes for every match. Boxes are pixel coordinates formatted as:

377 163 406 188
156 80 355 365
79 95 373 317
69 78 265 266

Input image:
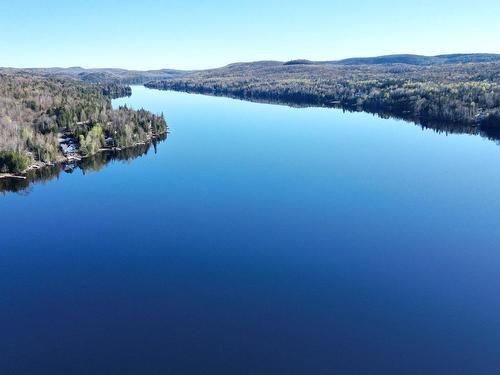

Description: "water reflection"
0 135 167 195
371 110 500 143
154 89 500 144
3 88 500 374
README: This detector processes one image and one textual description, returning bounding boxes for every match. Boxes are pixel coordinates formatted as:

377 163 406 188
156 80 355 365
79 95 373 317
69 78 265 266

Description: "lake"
2 86 500 374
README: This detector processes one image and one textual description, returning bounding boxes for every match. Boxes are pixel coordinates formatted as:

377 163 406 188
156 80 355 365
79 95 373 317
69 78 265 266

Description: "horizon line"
2 52 500 72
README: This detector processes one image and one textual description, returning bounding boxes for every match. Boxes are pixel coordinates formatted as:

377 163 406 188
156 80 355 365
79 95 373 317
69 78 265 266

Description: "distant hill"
3 54 499 85
321 53 500 66
281 54 500 66
0 67 188 84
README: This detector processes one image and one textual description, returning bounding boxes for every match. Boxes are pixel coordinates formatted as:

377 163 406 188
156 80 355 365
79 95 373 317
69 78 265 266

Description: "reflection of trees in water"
411 118 500 144
0 135 166 195
265 98 500 143
343 106 500 143
0 165 61 195
370 110 500 143
151 91 500 143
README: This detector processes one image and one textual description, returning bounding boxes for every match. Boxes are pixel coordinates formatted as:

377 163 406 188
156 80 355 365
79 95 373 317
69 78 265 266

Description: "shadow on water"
376 111 500 144
0 135 167 195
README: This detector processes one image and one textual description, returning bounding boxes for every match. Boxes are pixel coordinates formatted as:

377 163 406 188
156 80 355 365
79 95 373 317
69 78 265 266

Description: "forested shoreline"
0 137 165 194
0 74 167 175
2 55 500 174
146 60 500 128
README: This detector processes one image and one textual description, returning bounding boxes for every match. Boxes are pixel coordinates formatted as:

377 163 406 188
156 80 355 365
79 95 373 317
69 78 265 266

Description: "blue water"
2 86 500 374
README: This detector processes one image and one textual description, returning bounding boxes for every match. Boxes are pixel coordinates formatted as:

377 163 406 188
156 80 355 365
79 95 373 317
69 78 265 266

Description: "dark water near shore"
2 86 500 374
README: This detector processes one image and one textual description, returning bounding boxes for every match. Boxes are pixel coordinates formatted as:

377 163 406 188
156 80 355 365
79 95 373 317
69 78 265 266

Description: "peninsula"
0 73 166 176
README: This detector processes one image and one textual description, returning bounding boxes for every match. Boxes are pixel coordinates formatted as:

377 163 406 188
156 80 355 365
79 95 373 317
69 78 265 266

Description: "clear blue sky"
1 0 499 70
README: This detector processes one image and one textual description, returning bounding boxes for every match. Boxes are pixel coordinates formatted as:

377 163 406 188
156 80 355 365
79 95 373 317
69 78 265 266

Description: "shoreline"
0 131 167 180
144 85 499 130
144 86 500 142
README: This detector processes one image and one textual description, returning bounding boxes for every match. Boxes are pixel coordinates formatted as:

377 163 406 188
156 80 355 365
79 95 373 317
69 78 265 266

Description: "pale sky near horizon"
1 0 499 70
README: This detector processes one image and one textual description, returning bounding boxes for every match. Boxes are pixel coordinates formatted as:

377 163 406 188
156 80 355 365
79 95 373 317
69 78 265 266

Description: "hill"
324 53 500 66
0 67 188 84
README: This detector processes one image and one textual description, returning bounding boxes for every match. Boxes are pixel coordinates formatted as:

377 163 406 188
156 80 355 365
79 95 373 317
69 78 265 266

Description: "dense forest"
146 59 500 127
0 73 166 174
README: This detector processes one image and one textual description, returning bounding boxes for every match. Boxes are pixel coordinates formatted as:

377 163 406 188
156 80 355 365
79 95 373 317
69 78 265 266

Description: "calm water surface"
2 86 500 374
